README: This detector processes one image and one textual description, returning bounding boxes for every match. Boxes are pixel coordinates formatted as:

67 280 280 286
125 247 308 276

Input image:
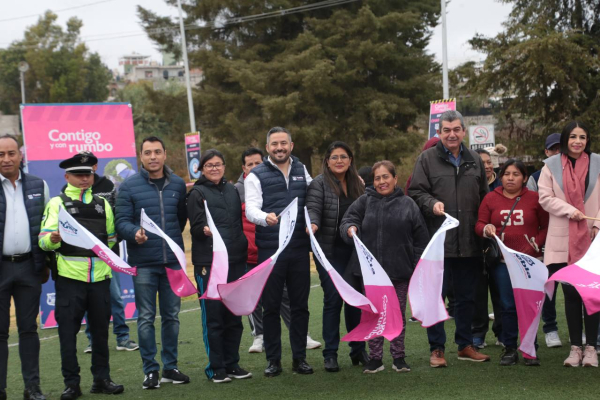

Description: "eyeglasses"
329 155 349 161
204 163 224 170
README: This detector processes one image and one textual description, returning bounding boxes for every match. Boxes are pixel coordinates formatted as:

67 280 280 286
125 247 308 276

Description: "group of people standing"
1 110 599 399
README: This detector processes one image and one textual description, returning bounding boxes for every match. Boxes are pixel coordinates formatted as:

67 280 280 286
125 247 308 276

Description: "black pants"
552 263 600 347
55 276 111 386
0 258 41 390
195 262 245 379
259 247 310 361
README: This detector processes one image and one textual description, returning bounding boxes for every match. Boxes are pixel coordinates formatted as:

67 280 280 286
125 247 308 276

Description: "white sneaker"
306 335 322 350
248 335 264 353
545 331 562 348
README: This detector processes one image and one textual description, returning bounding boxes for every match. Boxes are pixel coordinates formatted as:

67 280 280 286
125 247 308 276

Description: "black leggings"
551 263 600 347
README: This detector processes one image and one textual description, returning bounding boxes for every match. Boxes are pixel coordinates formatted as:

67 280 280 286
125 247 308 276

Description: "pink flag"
304 208 377 314
200 200 229 300
343 234 403 342
408 214 458 327
202 198 298 315
58 208 137 276
496 238 547 359
140 209 198 298
546 233 600 316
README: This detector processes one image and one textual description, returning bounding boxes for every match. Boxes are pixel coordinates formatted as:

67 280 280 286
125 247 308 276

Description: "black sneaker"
90 379 124 395
350 350 369 366
392 357 411 372
363 359 384 374
500 347 519 366
161 369 190 384
60 385 82 400
212 370 232 383
524 357 541 366
226 367 253 379
24 384 46 400
142 371 160 390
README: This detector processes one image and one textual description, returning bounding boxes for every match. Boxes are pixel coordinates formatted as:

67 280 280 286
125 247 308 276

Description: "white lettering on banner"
500 209 524 226
575 282 600 289
365 295 388 340
48 129 114 153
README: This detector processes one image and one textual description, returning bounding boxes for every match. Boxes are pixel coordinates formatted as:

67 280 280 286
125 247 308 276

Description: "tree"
0 12 111 115
138 0 441 178
465 0 600 154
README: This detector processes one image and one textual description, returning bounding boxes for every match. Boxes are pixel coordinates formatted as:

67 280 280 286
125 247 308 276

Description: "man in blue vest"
0 135 49 400
245 127 314 377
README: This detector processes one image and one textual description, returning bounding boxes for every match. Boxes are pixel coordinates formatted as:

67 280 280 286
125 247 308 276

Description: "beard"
270 150 290 164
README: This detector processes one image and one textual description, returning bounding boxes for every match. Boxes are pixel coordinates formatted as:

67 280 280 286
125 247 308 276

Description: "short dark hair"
499 158 528 185
200 149 225 170
266 127 291 143
560 121 591 155
372 160 396 178
140 136 165 152
475 148 491 157
358 166 373 186
0 134 20 148
241 147 263 165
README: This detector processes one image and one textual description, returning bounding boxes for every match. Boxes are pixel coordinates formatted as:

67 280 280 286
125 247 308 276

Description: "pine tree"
138 0 441 176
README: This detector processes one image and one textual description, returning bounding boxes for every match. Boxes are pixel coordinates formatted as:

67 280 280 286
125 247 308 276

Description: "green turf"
4 274 597 399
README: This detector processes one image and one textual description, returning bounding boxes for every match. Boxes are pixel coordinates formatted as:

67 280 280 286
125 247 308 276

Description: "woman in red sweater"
476 159 549 366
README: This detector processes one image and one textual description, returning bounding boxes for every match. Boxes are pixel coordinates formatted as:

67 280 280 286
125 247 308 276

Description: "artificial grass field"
4 273 598 400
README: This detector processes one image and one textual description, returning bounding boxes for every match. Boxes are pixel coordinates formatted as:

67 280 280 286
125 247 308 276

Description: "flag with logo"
343 234 403 341
58 207 136 276
203 198 298 315
304 208 377 314
546 234 600 319
408 214 458 327
140 209 197 297
496 237 547 358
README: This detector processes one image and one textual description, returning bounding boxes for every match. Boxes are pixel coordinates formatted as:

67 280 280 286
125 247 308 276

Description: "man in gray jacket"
408 110 490 367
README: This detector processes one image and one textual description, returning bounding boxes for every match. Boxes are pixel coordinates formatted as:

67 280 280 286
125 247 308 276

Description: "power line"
0 0 118 23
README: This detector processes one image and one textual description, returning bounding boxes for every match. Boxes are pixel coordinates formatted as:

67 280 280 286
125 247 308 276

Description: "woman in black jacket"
306 141 366 372
340 160 429 374
187 149 250 383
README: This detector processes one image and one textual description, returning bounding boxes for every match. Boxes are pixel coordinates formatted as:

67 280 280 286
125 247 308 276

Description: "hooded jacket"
340 187 429 281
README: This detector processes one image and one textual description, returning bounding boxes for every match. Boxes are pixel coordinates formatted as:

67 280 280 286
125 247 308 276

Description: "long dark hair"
560 121 591 155
322 141 364 199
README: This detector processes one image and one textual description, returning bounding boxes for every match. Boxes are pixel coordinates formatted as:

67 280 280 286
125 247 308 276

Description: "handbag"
482 196 521 270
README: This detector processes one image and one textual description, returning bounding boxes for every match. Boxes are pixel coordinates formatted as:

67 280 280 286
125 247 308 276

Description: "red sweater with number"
475 187 549 258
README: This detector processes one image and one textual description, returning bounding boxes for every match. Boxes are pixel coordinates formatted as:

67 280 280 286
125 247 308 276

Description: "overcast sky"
0 0 512 72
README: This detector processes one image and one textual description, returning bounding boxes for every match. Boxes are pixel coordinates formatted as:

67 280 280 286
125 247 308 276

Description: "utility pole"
18 61 29 104
176 0 197 133
441 0 449 99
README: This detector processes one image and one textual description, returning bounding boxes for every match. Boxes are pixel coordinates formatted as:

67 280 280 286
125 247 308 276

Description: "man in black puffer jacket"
115 137 189 390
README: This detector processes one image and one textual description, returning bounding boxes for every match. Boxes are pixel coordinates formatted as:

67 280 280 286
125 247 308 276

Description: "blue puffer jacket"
115 166 187 267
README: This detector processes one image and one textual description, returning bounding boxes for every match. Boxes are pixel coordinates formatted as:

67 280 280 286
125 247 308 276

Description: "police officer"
39 152 124 399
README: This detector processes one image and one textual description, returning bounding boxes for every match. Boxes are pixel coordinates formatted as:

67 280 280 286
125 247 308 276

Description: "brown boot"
457 345 491 362
430 349 447 368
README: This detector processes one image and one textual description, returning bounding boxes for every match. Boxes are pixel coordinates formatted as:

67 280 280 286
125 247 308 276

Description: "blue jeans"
315 249 364 360
85 272 129 344
133 265 181 374
488 263 518 348
427 257 482 352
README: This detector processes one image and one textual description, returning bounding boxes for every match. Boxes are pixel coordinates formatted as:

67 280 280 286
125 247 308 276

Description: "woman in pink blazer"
538 121 600 368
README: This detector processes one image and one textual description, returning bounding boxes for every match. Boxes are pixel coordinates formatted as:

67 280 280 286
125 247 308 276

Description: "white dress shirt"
1 172 50 255
245 156 312 227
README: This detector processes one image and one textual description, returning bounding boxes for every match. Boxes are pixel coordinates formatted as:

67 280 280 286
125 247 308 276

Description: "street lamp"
18 61 29 104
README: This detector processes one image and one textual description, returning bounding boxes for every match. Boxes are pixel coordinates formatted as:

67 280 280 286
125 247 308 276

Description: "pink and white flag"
140 209 198 297
304 208 377 314
343 234 403 342
58 208 136 276
496 238 547 359
408 214 458 327
203 198 298 315
546 233 600 316
200 200 229 300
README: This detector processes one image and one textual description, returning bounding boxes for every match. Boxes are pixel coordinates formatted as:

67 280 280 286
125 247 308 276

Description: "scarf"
562 153 591 263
